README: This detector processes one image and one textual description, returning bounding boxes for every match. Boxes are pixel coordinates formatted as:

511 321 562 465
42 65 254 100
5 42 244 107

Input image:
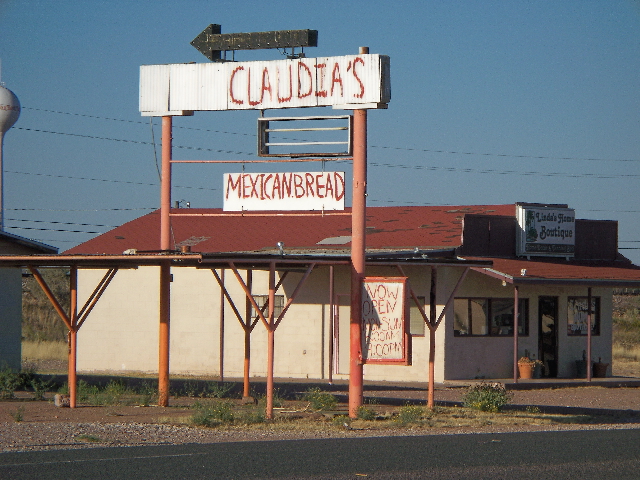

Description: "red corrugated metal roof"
62 203 640 285
64 205 514 255
474 257 640 285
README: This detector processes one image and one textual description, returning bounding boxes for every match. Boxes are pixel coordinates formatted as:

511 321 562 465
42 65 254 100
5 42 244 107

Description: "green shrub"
302 387 338 411
29 376 54 400
10 406 25 422
396 404 424 425
205 382 237 399
356 405 376 421
332 414 351 427
236 409 265 425
462 382 512 412
0 366 21 399
190 400 235 427
137 381 157 407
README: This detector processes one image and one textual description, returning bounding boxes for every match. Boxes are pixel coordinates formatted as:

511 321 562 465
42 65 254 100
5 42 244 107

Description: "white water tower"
0 82 21 231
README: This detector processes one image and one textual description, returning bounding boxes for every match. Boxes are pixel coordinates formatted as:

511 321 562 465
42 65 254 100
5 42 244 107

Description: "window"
251 295 284 320
567 297 600 336
409 296 426 336
454 298 529 336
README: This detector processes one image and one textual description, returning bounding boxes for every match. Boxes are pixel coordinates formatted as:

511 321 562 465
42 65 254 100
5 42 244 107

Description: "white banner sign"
516 204 576 257
223 171 345 211
361 277 410 365
140 54 390 115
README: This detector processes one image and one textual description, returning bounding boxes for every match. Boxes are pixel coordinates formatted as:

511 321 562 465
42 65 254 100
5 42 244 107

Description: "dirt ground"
3 357 639 452
2 381 640 426
2 382 640 452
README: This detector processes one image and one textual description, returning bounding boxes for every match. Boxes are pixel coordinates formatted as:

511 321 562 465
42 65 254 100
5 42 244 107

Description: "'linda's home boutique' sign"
516 203 576 257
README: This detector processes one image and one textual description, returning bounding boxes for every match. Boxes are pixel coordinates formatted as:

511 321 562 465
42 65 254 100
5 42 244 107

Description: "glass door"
538 296 558 377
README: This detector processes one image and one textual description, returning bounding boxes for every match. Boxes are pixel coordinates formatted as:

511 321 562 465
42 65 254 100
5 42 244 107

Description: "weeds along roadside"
0 374 628 431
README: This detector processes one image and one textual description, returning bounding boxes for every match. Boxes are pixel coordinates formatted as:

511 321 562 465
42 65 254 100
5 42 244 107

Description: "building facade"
65 203 640 382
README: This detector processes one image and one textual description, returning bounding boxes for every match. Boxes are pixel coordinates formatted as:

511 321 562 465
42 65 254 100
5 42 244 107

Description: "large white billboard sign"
223 171 345 211
140 54 390 115
516 204 576 257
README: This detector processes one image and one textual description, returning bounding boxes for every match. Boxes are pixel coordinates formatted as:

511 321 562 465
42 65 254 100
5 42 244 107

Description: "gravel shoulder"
2 384 640 452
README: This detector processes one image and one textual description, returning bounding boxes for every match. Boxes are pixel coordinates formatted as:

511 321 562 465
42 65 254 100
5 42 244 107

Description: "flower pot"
575 360 587 378
518 362 534 379
593 362 609 378
532 363 543 378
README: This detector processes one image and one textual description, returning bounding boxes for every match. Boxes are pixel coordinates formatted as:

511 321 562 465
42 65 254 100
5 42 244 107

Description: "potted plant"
517 356 535 379
532 359 544 378
593 357 609 378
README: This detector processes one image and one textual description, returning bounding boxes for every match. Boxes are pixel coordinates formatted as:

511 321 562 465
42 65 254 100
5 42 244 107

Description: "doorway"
538 296 558 377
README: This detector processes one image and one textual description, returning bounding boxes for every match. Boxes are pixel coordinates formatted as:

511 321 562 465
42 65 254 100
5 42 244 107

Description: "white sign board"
223 171 345 211
140 54 390 115
361 277 410 365
516 204 575 257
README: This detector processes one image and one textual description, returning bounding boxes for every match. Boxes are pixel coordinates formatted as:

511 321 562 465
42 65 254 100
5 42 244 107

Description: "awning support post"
587 287 592 382
513 285 519 383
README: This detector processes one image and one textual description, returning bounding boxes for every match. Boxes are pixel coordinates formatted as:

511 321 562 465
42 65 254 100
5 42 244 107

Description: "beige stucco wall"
443 269 613 379
0 268 23 370
76 264 613 382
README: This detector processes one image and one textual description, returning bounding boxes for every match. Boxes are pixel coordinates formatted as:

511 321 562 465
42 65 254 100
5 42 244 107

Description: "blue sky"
0 0 639 263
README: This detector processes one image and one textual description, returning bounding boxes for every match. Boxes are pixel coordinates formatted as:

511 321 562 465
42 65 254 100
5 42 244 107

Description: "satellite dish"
0 85 20 133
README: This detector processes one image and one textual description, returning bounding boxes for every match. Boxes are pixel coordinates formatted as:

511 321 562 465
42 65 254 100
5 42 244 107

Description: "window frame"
567 296 600 336
251 294 285 320
453 297 529 337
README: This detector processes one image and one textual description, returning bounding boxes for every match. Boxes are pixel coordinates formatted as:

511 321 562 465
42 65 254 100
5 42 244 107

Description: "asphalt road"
1 429 639 479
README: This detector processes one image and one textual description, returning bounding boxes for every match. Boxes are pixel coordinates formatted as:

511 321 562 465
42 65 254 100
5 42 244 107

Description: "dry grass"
183 403 599 433
22 340 67 361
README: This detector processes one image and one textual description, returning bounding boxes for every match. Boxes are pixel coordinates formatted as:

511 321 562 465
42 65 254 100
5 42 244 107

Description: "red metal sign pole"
159 116 172 407
349 47 368 418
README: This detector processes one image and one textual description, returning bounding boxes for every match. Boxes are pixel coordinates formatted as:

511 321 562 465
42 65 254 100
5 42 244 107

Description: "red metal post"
219 269 225 383
69 266 78 408
513 285 519 383
243 269 253 399
587 287 592 382
158 261 171 406
349 46 369 418
266 262 276 419
158 115 173 406
427 267 437 409
161 116 172 251
328 265 334 384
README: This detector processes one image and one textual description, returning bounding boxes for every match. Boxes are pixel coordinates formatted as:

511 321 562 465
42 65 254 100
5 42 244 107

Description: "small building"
65 203 640 382
0 231 57 370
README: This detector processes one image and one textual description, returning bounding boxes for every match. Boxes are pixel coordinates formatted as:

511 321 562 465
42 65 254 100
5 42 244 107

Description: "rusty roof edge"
0 254 204 268
512 278 640 287
471 266 640 288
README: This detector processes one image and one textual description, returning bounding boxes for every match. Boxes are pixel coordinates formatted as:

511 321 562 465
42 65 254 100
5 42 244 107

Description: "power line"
22 107 256 139
7 170 217 191
367 161 640 180
7 207 155 212
369 144 640 164
22 106 640 164
15 126 638 180
6 218 118 228
14 127 253 156
6 226 103 234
